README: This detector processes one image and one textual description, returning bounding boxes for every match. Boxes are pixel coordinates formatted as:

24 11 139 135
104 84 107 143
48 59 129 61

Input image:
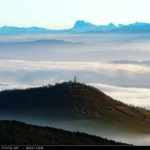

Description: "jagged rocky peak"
73 20 97 28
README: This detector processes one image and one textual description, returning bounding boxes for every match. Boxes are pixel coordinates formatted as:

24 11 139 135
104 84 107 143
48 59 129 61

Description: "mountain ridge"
1 20 150 34
0 39 84 45
111 60 150 66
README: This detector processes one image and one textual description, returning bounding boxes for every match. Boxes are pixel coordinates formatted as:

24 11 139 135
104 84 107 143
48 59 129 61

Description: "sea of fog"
1 34 150 145
1 114 150 146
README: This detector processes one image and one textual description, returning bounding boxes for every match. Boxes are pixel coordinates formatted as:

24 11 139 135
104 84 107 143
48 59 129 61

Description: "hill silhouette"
0 39 84 46
1 82 150 133
0 120 129 145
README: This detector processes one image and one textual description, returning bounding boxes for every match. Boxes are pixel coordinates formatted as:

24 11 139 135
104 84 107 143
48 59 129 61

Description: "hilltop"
1 82 150 133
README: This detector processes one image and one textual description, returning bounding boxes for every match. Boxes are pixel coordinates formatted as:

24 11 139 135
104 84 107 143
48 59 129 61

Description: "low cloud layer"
0 59 150 109
1 59 150 87
0 59 150 73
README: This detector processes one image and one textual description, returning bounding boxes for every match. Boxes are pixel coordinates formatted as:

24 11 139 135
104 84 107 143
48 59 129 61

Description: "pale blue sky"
0 0 150 29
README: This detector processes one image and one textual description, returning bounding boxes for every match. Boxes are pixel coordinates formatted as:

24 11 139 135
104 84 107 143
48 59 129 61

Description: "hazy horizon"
1 0 150 29
0 34 150 110
1 20 150 29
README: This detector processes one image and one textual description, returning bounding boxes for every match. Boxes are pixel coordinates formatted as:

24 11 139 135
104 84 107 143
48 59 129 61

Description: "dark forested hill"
0 120 129 145
0 82 150 133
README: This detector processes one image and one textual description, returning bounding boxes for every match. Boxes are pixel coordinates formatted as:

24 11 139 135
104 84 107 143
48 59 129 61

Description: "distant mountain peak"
75 20 90 24
130 22 150 26
75 20 91 24
73 20 96 28
72 20 98 32
2 25 9 27
108 22 116 26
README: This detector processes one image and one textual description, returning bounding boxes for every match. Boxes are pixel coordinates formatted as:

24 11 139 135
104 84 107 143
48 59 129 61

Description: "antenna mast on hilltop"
74 76 77 83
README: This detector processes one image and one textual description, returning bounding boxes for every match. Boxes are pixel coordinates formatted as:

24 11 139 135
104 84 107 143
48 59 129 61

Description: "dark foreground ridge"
0 120 129 145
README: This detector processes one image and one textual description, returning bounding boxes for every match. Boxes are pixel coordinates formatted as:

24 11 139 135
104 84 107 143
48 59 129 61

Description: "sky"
0 0 150 29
